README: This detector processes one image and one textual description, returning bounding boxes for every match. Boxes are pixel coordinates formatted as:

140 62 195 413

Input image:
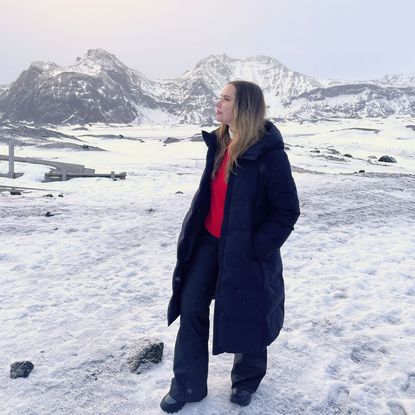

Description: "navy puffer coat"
167 121 300 355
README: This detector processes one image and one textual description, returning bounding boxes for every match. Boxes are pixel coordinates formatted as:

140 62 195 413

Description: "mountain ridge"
0 49 414 124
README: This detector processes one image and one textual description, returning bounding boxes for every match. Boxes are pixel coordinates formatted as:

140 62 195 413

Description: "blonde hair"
212 80 266 181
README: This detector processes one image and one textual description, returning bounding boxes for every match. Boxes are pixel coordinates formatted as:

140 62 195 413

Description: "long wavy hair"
212 80 266 181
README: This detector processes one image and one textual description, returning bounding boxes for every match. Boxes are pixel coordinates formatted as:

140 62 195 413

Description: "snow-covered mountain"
0 50 165 124
372 72 415 88
0 49 414 125
146 54 323 124
286 83 415 119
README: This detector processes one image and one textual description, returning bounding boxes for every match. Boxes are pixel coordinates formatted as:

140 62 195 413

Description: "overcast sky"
1 0 414 85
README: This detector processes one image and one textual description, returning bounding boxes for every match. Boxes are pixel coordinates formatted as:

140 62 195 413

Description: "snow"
0 118 414 415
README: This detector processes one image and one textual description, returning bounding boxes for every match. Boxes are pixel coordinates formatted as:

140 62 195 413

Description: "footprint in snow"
310 383 350 414
387 400 408 415
327 384 350 412
402 373 415 396
310 318 345 338
325 360 343 380
350 339 387 367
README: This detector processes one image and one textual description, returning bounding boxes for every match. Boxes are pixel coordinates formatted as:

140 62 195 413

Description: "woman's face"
215 84 236 127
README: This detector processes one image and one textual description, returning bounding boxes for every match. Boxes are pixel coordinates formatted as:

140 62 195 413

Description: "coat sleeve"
253 149 300 259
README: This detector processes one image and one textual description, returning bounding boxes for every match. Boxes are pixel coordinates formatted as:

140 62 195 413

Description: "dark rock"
285 146 290 151
43 193 54 198
45 211 54 217
175 191 183 194
58 193 64 197
343 127 380 133
405 124 415 131
0 124 105 150
310 149 320 153
327 148 341 155
145 208 156 213
359 170 365 173
367 155 377 159
164 137 180 144
189 133 203 142
82 134 127 139
324 155 347 162
127 338 164 374
10 361 34 378
378 155 397 163
119 134 124 138
343 154 353 158
0 124 76 140
40 142 105 151
10 188 21 195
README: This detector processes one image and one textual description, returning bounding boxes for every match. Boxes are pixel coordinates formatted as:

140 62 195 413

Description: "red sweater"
204 147 230 237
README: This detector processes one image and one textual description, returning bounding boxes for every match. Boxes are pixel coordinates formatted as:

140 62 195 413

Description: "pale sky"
1 0 414 85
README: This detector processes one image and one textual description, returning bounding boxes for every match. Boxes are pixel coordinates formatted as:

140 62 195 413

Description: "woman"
161 80 300 413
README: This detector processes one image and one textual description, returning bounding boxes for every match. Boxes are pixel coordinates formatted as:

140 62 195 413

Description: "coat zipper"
213 170 235 353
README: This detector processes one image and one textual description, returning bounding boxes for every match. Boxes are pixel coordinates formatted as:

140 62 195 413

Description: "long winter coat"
167 121 300 355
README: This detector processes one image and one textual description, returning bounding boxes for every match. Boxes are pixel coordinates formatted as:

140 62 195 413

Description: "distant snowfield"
1 118 414 415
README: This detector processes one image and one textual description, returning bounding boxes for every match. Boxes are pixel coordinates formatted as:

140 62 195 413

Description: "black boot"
230 388 253 406
160 393 186 413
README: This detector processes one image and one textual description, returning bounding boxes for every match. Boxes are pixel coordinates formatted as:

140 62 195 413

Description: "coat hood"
201 120 284 160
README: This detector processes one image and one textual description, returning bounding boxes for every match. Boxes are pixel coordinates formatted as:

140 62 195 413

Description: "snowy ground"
1 118 415 415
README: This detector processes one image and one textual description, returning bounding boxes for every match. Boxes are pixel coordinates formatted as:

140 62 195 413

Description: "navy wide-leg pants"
169 227 267 402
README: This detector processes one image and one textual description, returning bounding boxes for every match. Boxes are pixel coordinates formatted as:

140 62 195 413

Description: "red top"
204 147 230 237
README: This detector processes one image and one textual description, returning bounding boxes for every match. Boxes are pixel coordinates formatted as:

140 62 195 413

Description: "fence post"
8 139 15 178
